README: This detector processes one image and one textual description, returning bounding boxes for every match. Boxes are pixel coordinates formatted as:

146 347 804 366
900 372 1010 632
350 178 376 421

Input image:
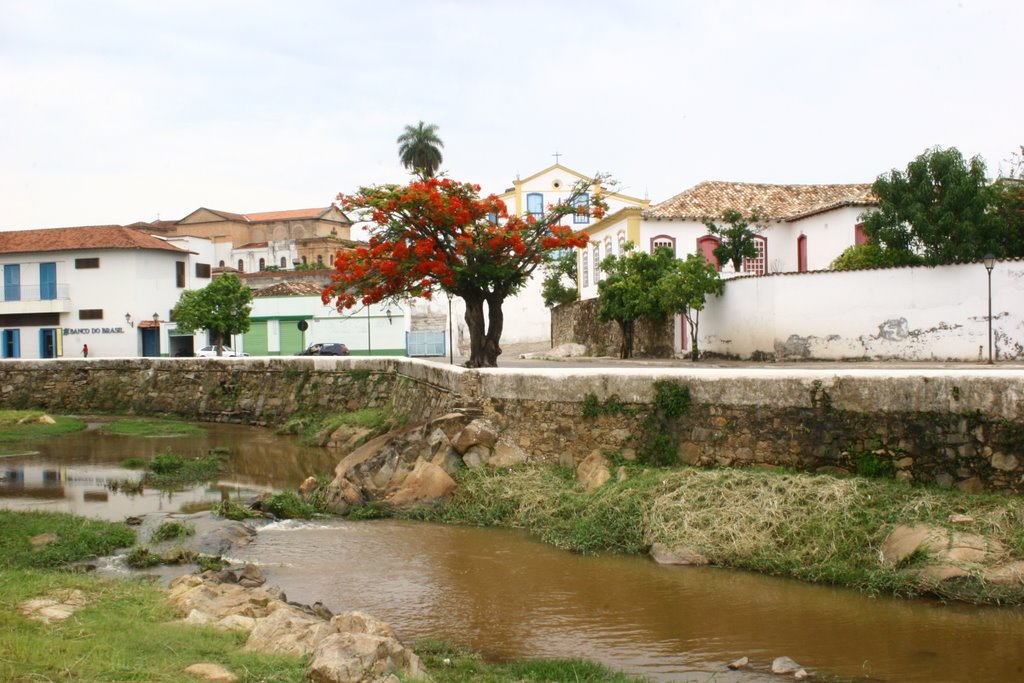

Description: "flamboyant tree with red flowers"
324 176 605 367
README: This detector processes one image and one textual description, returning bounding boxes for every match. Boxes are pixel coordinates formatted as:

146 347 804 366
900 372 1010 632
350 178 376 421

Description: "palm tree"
397 121 444 180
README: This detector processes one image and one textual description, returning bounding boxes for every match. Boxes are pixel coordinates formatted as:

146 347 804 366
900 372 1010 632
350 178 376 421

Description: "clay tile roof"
0 225 190 255
644 181 877 222
242 208 331 222
253 281 326 297
236 242 269 250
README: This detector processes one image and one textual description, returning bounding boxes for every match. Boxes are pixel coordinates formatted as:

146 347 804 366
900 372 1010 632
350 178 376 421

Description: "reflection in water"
0 421 338 521
234 519 1024 683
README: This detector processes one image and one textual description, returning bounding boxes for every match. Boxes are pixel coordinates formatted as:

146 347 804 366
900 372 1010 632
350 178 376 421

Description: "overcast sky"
1 0 1021 230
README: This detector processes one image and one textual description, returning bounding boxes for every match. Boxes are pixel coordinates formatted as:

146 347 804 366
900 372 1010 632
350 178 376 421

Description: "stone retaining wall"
0 358 1021 493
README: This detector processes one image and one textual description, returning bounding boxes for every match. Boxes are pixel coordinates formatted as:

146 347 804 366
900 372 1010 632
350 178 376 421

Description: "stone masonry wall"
0 358 1021 493
550 299 674 358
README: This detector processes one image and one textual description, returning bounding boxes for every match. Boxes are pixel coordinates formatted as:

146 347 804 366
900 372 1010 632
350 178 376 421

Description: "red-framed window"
797 235 808 272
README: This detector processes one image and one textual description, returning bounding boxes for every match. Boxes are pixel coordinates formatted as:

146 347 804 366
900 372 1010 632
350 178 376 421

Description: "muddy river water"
2 422 1023 682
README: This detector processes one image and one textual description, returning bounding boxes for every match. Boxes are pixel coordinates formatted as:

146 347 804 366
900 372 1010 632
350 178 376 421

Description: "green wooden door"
280 320 306 355
243 321 268 356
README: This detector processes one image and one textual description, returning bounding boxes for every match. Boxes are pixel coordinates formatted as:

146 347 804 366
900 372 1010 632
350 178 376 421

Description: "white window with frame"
593 243 601 281
617 231 626 255
743 236 768 275
650 235 676 256
581 250 589 288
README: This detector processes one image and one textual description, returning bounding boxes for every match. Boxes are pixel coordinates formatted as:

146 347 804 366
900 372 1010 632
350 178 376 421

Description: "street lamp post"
983 253 995 364
446 292 454 365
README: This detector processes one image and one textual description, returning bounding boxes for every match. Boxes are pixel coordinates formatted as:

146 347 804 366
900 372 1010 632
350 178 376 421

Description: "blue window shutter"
4 264 20 302
11 329 20 358
40 262 56 300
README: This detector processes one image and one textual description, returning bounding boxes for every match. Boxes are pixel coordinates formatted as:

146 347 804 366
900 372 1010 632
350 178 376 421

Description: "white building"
578 181 877 301
245 281 408 356
0 226 214 358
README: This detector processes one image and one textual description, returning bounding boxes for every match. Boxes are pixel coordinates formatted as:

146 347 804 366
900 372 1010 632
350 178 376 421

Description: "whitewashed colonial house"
0 226 214 358
578 181 877 300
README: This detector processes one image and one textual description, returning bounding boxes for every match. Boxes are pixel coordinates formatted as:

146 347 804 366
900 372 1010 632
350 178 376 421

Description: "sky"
1 0 1021 231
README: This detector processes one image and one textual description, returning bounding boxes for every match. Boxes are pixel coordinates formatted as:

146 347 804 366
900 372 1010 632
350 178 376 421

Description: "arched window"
696 235 721 270
302 256 308 265
797 235 808 272
258 258 266 271
604 237 612 264
526 192 544 217
743 236 768 275
617 231 626 254
593 243 601 281
280 257 287 268
317 255 324 266
218 260 225 268
581 250 589 288
650 235 676 255
237 259 244 273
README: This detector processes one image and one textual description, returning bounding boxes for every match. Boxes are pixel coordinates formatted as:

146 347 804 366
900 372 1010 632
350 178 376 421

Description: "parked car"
296 342 349 356
195 345 248 358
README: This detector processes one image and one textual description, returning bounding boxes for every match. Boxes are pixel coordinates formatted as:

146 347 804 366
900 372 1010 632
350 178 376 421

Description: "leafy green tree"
596 243 677 359
830 243 923 271
657 253 724 360
861 146 1004 264
397 121 444 180
171 275 253 355
540 250 579 307
703 209 763 271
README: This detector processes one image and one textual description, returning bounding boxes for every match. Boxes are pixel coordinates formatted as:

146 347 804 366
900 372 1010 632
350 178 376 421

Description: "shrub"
150 521 195 543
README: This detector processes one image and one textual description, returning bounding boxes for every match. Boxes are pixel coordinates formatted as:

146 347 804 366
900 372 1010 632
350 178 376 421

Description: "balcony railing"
2 283 70 302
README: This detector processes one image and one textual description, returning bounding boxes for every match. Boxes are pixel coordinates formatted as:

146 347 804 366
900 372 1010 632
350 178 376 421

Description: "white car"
195 345 248 358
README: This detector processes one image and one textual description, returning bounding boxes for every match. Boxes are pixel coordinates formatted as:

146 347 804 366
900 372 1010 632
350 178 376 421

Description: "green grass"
145 451 222 488
0 568 308 683
101 417 206 437
279 406 404 446
414 639 645 683
404 464 1024 605
0 410 86 451
212 499 263 521
0 510 135 570
150 521 195 543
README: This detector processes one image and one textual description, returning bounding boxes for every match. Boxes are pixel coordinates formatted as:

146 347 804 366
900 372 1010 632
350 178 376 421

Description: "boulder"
428 412 475 441
451 418 499 455
307 632 425 683
330 611 397 639
489 439 529 468
299 476 320 497
771 656 803 675
649 542 709 566
167 575 284 620
880 524 1005 568
327 425 375 452
575 451 611 492
462 445 488 469
384 459 456 509
727 656 749 670
17 589 88 624
984 561 1024 586
183 663 238 683
244 604 336 657
238 564 266 588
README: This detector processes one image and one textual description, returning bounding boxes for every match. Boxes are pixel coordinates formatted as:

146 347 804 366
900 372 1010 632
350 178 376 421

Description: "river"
3 421 1023 682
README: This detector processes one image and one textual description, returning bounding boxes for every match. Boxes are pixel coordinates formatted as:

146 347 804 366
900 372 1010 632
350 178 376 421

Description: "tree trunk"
463 293 505 368
686 309 700 361
617 319 634 359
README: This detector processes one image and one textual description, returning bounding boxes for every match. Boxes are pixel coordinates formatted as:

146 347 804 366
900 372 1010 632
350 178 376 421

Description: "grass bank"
101 417 206 437
404 464 1024 605
0 409 85 453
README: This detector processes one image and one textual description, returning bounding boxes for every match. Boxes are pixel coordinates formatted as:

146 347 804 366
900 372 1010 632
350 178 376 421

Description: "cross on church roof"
552 151 562 164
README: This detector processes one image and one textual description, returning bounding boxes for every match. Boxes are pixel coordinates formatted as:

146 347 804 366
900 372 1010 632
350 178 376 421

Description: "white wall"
698 259 1024 361
248 294 408 354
